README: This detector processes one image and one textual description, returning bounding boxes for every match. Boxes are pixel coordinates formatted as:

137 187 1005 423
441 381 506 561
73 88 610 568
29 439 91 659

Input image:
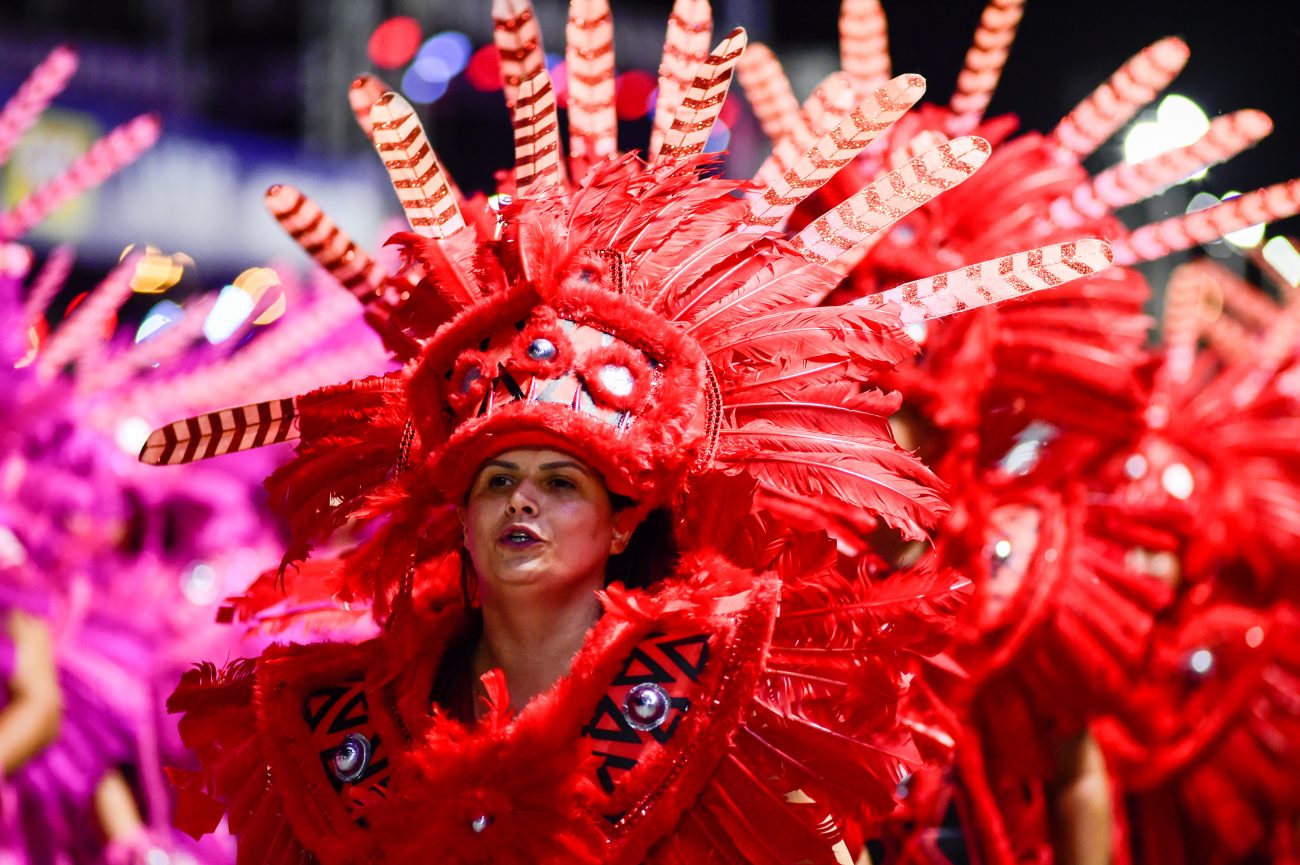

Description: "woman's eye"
486 474 514 489
548 476 575 490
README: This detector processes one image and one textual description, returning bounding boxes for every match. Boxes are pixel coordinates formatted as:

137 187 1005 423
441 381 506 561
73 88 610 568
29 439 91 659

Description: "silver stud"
526 338 557 361
330 732 371 783
622 682 671 731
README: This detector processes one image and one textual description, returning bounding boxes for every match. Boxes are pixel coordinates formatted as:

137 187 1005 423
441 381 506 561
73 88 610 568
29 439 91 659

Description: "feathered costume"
142 1 1121 862
0 44 391 864
734 2 1300 862
1093 258 1300 865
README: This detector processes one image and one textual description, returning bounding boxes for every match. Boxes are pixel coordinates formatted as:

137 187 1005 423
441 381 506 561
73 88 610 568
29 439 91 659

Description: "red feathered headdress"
140 10 1116 614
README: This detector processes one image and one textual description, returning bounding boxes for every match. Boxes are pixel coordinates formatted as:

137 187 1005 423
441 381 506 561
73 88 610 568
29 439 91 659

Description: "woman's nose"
506 484 538 515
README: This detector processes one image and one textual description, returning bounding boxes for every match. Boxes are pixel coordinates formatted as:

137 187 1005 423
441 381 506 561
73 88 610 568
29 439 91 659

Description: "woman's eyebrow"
540 460 587 473
484 459 520 470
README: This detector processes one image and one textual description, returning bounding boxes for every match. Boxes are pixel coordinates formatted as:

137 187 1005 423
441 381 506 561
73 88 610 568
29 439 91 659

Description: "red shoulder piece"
167 658 316 865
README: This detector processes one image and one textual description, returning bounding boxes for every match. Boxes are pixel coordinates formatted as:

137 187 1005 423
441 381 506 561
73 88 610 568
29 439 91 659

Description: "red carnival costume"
141 1 1121 862
735 2 1300 863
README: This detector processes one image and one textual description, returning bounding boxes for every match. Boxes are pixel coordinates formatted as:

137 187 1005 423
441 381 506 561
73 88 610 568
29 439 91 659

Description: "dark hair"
604 504 678 590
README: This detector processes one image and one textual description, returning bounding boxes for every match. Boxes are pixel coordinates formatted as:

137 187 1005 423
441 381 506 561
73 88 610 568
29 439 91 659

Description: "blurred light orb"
181 562 220 606
115 416 152 455
1245 626 1265 648
402 61 452 104
1188 648 1214 675
1123 94 1209 166
466 44 502 92
1263 236 1300 287
204 285 255 344
418 31 472 76
704 122 731 153
1160 462 1195 500
135 298 184 342
368 17 423 69
615 70 656 121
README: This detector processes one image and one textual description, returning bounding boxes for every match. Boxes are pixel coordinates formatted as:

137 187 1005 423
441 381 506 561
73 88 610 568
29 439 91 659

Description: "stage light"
1123 94 1209 168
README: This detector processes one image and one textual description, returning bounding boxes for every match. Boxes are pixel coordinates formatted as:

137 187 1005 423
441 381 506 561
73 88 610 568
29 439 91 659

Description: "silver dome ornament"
526 337 557 362
331 732 372 784
622 682 671 732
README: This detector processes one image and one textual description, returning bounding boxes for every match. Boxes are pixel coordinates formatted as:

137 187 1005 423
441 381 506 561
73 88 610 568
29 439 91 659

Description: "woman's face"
460 448 633 603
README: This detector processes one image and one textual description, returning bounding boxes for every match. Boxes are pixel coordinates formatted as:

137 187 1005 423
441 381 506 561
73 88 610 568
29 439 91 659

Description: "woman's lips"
498 524 542 548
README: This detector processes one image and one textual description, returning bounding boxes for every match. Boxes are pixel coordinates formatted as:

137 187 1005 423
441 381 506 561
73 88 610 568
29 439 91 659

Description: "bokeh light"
203 285 256 344
418 31 472 75
231 266 285 325
704 122 731 153
615 70 656 121
1262 236 1300 287
1123 94 1210 166
368 17 422 69
466 44 501 92
1219 191 1266 249
125 244 191 294
115 416 151 455
135 298 184 342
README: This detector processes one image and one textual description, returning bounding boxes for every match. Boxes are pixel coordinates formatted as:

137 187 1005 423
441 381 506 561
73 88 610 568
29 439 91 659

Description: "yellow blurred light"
252 293 287 325
1262 236 1300 287
130 248 187 293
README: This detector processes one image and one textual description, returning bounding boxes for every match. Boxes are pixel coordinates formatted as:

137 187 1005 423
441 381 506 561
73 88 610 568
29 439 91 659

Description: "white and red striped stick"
512 68 565 191
493 0 547 110
80 293 218 395
654 28 748 165
1158 261 1209 387
1113 178 1300 265
348 73 392 143
856 239 1114 323
650 0 713 161
839 0 891 92
1051 37 1189 158
1051 109 1272 228
790 135 989 267
265 183 387 304
744 74 927 231
0 112 160 242
0 45 78 167
140 397 301 466
369 93 466 239
752 72 857 189
736 43 800 142
566 0 618 180
946 0 1025 136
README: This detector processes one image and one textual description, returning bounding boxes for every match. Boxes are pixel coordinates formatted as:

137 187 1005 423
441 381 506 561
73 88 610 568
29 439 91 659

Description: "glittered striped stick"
1051 109 1272 228
736 43 800 142
348 73 392 143
493 0 546 110
947 0 1025 135
744 74 928 231
1051 37 1189 158
752 72 857 189
265 183 386 303
566 0 617 180
650 0 713 161
0 112 160 242
856 239 1114 323
790 136 990 267
0 45 78 167
513 68 565 191
1113 178 1300 265
369 92 466 239
654 28 747 166
839 0 891 92
140 397 300 466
